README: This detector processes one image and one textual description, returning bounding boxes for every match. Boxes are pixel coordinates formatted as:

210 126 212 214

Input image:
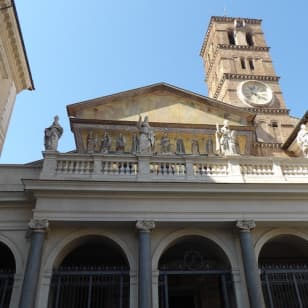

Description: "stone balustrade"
40 152 308 183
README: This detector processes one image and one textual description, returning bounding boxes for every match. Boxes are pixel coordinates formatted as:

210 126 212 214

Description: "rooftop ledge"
40 152 308 184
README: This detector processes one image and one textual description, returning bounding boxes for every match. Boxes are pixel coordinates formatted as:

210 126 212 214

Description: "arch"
0 233 23 275
246 32 254 46
227 30 235 45
255 228 308 259
44 229 136 273
152 228 237 271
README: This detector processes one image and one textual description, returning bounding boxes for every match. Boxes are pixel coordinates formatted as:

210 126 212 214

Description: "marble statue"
44 115 63 151
215 120 239 156
86 131 97 154
100 131 112 153
116 133 126 153
137 115 155 153
296 124 308 158
131 133 139 153
191 139 200 155
160 131 171 154
176 138 185 154
206 138 214 156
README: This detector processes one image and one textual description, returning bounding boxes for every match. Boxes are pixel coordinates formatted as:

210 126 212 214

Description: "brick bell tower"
200 16 297 147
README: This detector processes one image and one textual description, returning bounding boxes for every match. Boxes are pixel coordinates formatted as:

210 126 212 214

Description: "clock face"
239 81 273 106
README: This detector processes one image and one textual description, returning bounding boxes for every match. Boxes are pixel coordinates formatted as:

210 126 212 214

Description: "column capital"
136 220 155 232
28 219 49 232
236 220 256 232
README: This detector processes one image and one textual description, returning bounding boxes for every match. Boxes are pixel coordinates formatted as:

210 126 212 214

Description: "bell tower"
200 16 297 146
200 16 286 110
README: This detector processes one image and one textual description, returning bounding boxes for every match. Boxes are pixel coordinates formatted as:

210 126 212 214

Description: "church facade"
0 0 34 155
1 16 308 308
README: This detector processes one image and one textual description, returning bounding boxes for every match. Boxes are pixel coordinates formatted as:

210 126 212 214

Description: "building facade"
0 0 34 155
0 16 308 308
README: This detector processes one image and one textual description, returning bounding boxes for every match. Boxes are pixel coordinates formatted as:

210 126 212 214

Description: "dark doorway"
169 294 196 308
0 242 15 308
48 236 130 308
158 236 236 308
259 235 308 308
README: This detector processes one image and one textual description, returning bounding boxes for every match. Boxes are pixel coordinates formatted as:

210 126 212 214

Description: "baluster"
66 160 70 173
78 161 83 174
166 163 170 175
170 164 175 175
106 162 111 174
63 160 68 173
176 164 180 175
155 163 159 175
118 162 123 174
181 164 185 175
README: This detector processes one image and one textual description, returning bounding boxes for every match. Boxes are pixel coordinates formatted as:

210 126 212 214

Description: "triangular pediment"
67 83 254 126
68 83 256 155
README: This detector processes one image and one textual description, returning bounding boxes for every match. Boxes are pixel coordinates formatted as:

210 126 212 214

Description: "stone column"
19 219 49 308
136 220 155 308
236 220 265 308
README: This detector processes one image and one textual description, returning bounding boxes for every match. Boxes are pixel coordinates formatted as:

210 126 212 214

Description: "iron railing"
0 271 14 308
159 270 235 308
261 265 308 308
48 267 130 308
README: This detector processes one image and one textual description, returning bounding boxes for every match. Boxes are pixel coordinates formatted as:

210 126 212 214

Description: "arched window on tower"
240 57 246 69
248 58 254 70
227 30 235 45
246 32 254 46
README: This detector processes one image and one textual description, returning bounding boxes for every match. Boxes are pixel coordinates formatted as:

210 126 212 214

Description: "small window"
246 32 254 46
240 57 246 69
248 59 254 70
228 31 235 45
271 121 278 128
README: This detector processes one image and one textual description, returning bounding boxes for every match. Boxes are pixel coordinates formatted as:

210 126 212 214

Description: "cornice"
213 73 280 99
218 44 269 52
252 143 282 149
244 108 289 114
22 179 308 199
200 16 262 56
0 1 34 91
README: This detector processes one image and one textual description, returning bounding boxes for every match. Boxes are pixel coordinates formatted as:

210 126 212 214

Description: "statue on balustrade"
191 139 200 155
100 131 112 153
116 133 126 153
176 138 185 155
160 131 171 154
131 133 139 153
44 115 63 151
296 124 308 158
215 120 239 156
137 115 155 154
206 138 214 156
86 130 98 154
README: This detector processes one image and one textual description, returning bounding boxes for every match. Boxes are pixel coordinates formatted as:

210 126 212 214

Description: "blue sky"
2 0 308 163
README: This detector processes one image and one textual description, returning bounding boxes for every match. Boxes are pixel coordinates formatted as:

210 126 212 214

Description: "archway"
0 242 16 308
158 235 236 308
259 235 308 308
48 235 130 308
